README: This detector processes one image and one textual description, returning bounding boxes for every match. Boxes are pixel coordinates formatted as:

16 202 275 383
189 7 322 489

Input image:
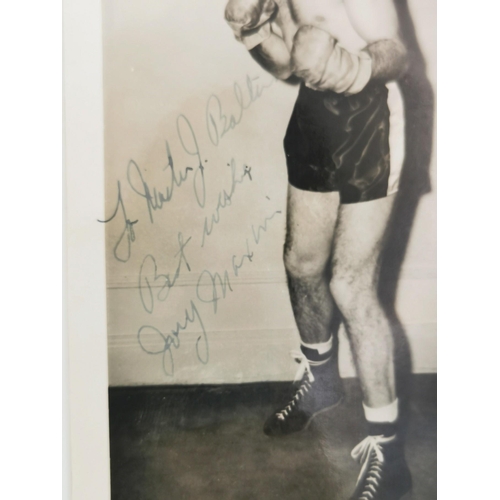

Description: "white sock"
301 336 333 355
363 398 399 423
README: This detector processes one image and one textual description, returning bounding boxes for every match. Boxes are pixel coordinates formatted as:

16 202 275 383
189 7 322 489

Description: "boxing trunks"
284 81 405 204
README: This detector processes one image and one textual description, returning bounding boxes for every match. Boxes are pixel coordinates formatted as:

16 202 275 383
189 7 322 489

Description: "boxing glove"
291 25 372 95
225 0 277 49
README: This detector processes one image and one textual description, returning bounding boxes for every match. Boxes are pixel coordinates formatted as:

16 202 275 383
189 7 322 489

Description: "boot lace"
276 351 315 421
351 434 396 500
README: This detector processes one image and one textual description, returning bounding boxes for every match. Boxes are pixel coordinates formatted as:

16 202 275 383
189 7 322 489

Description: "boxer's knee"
329 265 377 320
284 245 329 281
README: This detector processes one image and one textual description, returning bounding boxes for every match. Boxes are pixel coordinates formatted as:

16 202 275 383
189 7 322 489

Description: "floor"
108 375 436 500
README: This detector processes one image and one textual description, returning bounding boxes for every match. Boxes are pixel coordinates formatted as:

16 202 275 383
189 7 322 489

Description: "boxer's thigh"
285 183 340 272
332 194 396 280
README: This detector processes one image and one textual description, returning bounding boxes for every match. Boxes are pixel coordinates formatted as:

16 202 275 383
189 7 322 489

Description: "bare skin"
284 187 341 345
330 193 397 407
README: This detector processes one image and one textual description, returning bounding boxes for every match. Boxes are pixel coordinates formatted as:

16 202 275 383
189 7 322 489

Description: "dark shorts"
284 83 395 204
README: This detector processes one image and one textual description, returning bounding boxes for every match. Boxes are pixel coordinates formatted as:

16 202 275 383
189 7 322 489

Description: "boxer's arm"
344 0 408 81
249 30 292 80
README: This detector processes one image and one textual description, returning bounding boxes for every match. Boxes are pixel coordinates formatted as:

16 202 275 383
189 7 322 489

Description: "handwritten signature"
201 159 252 247
127 114 206 223
102 70 283 377
98 181 138 263
138 232 192 314
137 299 208 377
206 74 275 147
101 74 273 263
100 114 205 262
137 209 282 376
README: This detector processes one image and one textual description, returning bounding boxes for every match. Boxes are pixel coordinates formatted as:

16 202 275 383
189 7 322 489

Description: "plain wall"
103 0 436 386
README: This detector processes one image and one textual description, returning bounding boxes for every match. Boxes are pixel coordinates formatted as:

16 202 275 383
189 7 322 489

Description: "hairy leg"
330 195 396 408
284 184 341 344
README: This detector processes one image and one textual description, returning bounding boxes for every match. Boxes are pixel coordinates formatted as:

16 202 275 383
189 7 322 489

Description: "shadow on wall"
378 0 435 426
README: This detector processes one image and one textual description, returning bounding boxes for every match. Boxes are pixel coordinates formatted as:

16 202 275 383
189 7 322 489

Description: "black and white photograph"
98 0 436 498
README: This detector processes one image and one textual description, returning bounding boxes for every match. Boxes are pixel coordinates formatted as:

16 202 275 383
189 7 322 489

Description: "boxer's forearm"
249 33 292 80
365 38 408 82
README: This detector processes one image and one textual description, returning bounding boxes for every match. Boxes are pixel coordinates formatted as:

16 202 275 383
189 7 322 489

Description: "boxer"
225 1 410 498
